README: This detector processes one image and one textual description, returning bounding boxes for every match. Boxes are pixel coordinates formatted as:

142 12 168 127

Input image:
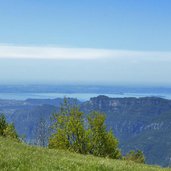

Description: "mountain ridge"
0 96 171 166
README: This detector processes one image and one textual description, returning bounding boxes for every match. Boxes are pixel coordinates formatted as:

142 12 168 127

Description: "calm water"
0 92 171 101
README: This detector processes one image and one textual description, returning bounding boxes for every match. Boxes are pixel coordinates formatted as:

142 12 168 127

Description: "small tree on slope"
49 99 121 159
0 114 19 141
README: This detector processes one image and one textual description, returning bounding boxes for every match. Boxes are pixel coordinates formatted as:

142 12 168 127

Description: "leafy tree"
124 150 145 164
0 114 19 141
49 99 121 159
49 99 89 154
88 112 121 158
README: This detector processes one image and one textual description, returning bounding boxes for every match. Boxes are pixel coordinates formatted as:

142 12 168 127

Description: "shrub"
124 150 145 164
0 114 7 136
0 114 19 141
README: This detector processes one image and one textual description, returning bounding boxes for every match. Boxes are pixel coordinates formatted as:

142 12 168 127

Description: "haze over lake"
1 85 171 101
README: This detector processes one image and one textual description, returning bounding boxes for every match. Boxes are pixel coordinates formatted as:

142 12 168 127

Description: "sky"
0 0 171 85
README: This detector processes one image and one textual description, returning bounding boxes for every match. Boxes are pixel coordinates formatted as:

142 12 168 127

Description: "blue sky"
0 0 171 85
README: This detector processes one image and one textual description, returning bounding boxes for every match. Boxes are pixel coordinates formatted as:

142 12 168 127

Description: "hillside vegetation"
1 96 171 166
0 137 170 171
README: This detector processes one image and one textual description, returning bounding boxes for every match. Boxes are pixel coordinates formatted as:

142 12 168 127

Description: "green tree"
0 114 19 141
88 112 121 159
49 99 89 154
49 99 121 159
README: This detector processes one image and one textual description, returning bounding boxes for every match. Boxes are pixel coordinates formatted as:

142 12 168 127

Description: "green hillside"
0 137 170 171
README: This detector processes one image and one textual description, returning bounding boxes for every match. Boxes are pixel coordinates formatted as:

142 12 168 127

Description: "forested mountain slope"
1 96 171 166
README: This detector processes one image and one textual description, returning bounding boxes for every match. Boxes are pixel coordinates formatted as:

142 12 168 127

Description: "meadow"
0 137 170 171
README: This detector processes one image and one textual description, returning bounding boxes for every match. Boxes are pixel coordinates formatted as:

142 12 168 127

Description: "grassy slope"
0 137 170 171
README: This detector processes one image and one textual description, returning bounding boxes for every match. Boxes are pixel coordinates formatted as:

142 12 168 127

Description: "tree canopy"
49 99 121 159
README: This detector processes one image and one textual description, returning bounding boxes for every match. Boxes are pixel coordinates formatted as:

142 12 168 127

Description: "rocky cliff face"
81 96 171 166
82 96 171 133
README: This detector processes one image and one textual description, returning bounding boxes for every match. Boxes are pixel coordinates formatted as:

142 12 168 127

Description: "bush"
124 150 145 164
49 99 121 159
0 114 7 136
0 114 19 141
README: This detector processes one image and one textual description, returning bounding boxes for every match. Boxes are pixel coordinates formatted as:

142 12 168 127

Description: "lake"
1 92 171 101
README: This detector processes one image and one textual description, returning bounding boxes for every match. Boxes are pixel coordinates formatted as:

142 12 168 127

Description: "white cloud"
0 45 115 60
0 44 171 61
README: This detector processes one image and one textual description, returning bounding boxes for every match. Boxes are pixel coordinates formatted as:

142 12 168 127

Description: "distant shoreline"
0 92 170 101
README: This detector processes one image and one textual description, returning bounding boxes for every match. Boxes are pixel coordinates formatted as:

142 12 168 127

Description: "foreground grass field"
0 137 170 171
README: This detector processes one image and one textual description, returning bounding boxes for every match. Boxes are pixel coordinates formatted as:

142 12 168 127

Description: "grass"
0 137 170 171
